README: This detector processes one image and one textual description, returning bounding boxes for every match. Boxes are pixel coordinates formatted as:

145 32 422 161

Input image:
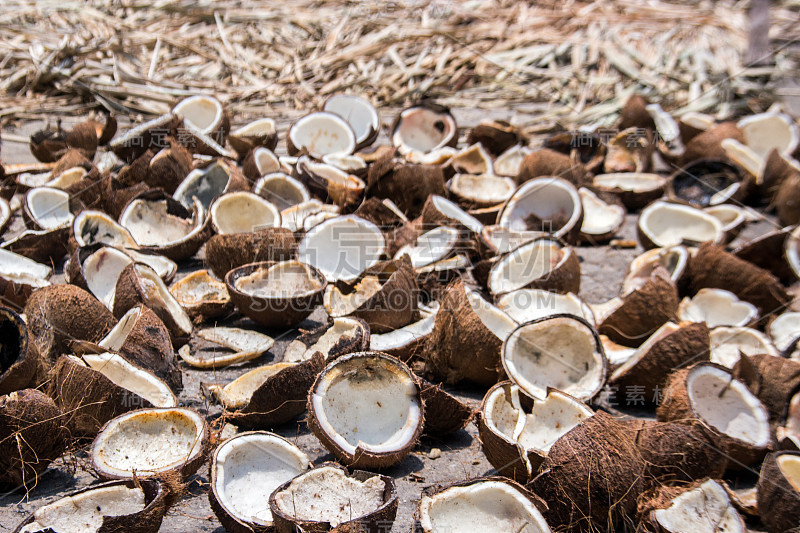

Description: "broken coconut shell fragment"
169 270 231 322
323 94 380 151
307 352 423 469
12 478 168 533
577 187 625 244
179 326 273 368
591 172 667 209
637 200 724 249
0 249 52 311
91 407 209 481
269 463 397 533
210 191 281 234
416 376 473 437
756 451 800 533
209 431 311 533
283 316 370 363
391 103 457 156
497 176 584 243
678 288 758 328
487 236 580 296
228 117 278 157
287 111 357 158
173 158 249 211
204 227 297 280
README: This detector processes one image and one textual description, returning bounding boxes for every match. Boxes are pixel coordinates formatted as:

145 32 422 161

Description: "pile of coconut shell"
3 93 800 532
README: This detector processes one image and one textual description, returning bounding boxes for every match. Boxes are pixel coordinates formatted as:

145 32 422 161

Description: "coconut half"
623 245 690 295
308 352 423 468
710 326 778 368
226 260 327 329
209 432 310 532
72 210 139 249
757 451 800 533
487 237 580 296
705 203 747 242
592 172 667 209
418 478 551 533
577 187 625 243
449 144 493 175
253 172 310 211
447 174 516 209
496 289 594 326
269 464 397 532
295 156 365 209
228 118 278 156
297 215 385 283
91 407 208 480
640 479 745 533
638 200 724 249
283 316 370 363
391 105 457 155
502 315 607 402
173 95 228 135
738 112 799 159
12 479 168 533
210 191 281 234
478 381 593 482
280 199 340 233
71 246 134 310
370 308 437 362
394 225 459 268
497 177 583 242
243 146 281 180
179 327 274 368
0 248 52 310
768 310 800 357
669 159 744 207
173 159 247 210
678 288 759 328
323 94 380 150
169 270 231 322
287 111 356 158
23 186 73 230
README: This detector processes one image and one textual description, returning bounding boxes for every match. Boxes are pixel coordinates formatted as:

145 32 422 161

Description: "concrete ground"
0 109 776 532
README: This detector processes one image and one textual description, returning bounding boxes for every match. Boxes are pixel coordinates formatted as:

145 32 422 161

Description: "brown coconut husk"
115 149 153 188
66 120 100 160
609 322 710 403
756 451 800 533
733 227 796 284
29 124 68 163
1 225 71 265
353 197 406 229
529 410 645 532
689 242 790 316
417 377 473 437
761 148 800 199
603 127 654 173
636 479 744 533
775 171 800 226
204 227 297 279
0 389 68 489
109 113 182 163
386 217 423 258
517 148 588 186
145 141 193 194
105 180 151 220
366 151 446 219
681 121 743 165
169 270 232 323
24 284 116 372
597 269 679 347
0 307 40 396
733 354 800 427
465 120 524 157
424 280 507 386
618 94 655 131
229 123 278 158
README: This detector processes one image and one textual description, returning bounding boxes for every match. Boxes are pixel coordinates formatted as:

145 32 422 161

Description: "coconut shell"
227 352 325 429
24 284 116 370
353 197 406 229
733 354 800 427
476 381 533 484
760 148 800 199
529 410 645 532
0 307 39 396
29 125 68 163
49 355 155 438
775 171 800 226
417 377 473 437
425 280 506 386
465 120 523 157
146 141 192 194
489 239 581 296
517 148 588 186
229 127 279 159
656 363 770 468
0 271 44 314
12 478 168 533
597 270 679 347
0 389 68 489
689 242 790 316
1 225 71 264
636 479 744 533
681 121 743 164
106 180 151 220
386 217 423 258
286 317 371 363
610 322 710 403
66 120 100 159
269 464 398 533
734 227 796 284
169 271 232 323
205 227 297 279
366 152 446 218
757 451 800 533
109 113 182 163
618 94 655 131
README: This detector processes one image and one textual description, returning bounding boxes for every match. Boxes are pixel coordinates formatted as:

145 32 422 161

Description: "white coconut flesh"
214 433 309 526
232 118 276 140
418 481 552 533
235 262 323 299
646 103 681 144
600 335 637 367
778 454 800 492
768 312 800 352
180 327 274 368
503 317 605 401
274 466 386 527
610 322 679 381
211 363 296 409
430 195 484 234
98 307 141 352
290 112 356 159
46 166 86 190
370 313 437 352
26 187 73 229
639 201 723 247
623 246 688 294
0 249 51 288
16 171 52 189
120 199 202 246
249 147 281 176
254 173 310 211
681 112 715 132
82 247 133 309
678 289 758 328
323 94 379 145
73 211 138 249
593 173 667 193
392 107 457 154
466 287 518 342
170 271 228 307
174 162 232 210
709 327 777 368
480 225 539 255
135 264 193 335
416 254 470 276
324 276 382 317
652 479 743 533
79 353 176 407
787 224 800 279
448 174 515 204
281 199 339 233
450 145 493 175
578 188 624 235
19 484 146 533
737 112 800 158
497 290 594 326
123 249 176 281
687 365 770 447
298 158 365 199
173 95 224 134
498 178 581 237
297 216 385 282
488 240 568 295
92 408 206 477
311 356 421 455
323 153 368 174
395 226 459 268
0 197 8 226
705 204 745 231
494 145 531 178
211 192 280 234
406 146 457 165
283 317 365 362
721 139 765 184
